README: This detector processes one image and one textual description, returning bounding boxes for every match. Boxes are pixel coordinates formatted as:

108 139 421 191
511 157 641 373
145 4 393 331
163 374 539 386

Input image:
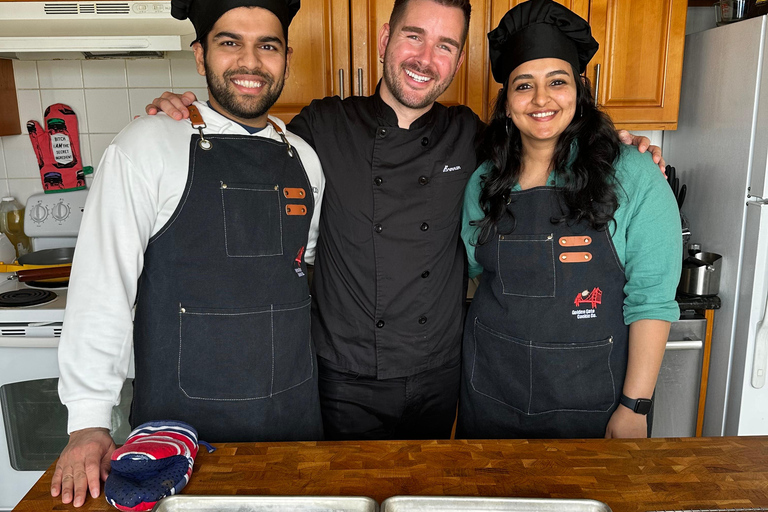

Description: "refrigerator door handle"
746 188 768 206
753 295 768 388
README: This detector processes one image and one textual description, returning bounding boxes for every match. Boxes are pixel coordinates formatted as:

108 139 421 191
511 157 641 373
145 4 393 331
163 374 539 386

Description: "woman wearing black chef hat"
458 0 682 439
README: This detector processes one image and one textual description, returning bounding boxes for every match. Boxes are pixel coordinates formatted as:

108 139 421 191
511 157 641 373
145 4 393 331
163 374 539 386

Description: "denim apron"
457 187 628 439
131 114 323 442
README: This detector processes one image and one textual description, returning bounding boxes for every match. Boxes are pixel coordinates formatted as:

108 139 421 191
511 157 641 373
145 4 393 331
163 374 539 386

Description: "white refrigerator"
664 15 768 436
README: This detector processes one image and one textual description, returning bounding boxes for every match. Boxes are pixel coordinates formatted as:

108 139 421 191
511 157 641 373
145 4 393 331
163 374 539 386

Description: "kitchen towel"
27 103 89 193
104 421 202 512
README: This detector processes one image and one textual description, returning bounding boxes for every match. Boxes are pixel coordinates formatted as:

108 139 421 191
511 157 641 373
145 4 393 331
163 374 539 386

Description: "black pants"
318 358 461 440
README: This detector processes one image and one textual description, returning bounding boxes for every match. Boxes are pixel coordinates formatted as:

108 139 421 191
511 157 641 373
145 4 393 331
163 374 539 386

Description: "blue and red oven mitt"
104 420 213 511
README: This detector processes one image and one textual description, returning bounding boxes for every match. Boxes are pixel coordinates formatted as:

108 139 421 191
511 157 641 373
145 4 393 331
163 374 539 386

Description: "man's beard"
382 49 453 110
205 65 285 120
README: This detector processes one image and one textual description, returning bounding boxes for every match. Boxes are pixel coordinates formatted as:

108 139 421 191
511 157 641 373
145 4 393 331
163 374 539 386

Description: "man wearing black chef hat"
52 0 326 506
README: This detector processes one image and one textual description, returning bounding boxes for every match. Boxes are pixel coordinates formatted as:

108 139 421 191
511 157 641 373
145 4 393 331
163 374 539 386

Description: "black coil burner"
0 289 57 307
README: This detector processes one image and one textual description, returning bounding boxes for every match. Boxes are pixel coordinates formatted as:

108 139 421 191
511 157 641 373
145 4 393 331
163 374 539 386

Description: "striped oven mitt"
104 421 201 511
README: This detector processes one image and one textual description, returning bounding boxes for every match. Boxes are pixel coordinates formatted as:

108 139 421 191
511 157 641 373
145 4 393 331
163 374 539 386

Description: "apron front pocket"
221 182 283 257
528 336 616 414
178 297 313 400
471 319 616 414
497 233 555 297
470 319 532 413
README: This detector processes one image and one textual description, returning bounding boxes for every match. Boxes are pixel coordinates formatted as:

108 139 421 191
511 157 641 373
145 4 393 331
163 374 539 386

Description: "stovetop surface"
0 272 67 323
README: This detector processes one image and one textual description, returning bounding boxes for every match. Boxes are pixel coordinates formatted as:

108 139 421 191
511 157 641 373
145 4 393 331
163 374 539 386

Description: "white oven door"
0 344 133 511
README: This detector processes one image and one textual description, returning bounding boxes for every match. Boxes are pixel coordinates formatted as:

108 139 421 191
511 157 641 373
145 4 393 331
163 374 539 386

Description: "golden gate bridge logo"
574 287 602 308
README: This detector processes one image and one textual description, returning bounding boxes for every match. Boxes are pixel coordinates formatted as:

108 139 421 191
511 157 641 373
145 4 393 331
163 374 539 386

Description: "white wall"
0 54 208 204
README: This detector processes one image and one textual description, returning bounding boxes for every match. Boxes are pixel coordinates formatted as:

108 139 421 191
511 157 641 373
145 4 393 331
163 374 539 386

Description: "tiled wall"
0 53 209 204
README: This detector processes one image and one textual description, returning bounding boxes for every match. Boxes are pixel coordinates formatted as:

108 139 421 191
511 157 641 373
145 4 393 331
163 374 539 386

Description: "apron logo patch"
294 246 305 277
572 287 602 320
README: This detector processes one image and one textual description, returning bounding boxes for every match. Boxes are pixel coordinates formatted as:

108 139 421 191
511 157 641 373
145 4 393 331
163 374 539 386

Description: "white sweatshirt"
58 102 325 434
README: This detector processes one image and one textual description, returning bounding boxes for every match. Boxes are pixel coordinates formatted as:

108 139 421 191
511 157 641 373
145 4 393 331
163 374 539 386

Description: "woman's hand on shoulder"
617 130 666 175
604 404 648 439
144 91 197 120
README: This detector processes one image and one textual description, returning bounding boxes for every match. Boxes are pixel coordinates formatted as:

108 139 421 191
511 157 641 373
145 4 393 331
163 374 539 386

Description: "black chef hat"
488 0 598 84
171 0 300 42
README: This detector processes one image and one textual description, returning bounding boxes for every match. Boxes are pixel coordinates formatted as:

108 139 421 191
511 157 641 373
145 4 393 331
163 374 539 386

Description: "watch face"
635 399 653 415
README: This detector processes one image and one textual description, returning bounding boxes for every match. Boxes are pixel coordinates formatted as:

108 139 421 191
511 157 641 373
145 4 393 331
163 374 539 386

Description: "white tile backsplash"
127 59 172 88
85 89 131 133
15 90 43 134
82 60 127 88
89 133 117 167
79 135 92 168
128 88 171 120
3 57 202 200
0 138 6 181
37 61 83 89
2 135 40 180
39 89 89 133
170 58 206 88
12 61 39 90
7 178 44 205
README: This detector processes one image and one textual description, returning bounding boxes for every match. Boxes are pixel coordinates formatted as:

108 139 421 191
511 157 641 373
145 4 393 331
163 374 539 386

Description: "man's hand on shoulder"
51 427 115 507
617 129 666 174
145 91 198 121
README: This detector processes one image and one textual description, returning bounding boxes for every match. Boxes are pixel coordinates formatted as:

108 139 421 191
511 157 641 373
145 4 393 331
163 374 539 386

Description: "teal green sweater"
461 145 682 324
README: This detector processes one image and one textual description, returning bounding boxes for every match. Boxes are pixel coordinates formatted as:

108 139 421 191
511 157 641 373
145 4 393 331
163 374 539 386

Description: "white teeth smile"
232 79 264 89
405 69 431 83
531 111 556 118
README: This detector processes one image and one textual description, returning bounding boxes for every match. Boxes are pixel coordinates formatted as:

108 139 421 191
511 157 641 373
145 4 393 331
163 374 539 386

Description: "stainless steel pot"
678 251 722 296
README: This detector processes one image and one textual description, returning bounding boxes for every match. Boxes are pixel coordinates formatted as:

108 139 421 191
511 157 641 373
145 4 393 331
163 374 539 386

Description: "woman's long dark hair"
474 70 621 245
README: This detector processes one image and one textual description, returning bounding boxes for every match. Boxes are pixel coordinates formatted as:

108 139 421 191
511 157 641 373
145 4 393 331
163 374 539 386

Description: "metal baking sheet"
380 496 611 512
152 496 379 512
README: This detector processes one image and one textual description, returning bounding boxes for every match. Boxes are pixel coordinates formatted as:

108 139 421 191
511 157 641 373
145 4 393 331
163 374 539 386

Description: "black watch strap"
619 394 653 415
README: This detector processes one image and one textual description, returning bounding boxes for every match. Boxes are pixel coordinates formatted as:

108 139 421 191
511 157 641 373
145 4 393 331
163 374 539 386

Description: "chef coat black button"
421 137 429 146
378 128 387 138
374 176 383 186
376 320 385 328
421 270 430 278
374 224 383 233
418 316 427 324
420 222 429 231
418 176 429 185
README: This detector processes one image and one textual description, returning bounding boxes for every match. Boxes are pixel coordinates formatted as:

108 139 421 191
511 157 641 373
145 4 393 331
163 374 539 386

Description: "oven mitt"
104 421 200 512
26 103 88 192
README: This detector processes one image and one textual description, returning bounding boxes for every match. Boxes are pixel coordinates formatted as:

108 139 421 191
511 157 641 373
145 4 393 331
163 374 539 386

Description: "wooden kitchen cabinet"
271 0 351 120
0 59 21 136
587 0 688 130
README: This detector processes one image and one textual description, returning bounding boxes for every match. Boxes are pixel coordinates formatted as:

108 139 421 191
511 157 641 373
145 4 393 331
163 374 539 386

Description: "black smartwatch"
619 394 653 415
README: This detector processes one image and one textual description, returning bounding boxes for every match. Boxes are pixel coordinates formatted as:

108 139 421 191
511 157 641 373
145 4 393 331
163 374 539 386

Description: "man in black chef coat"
149 0 662 441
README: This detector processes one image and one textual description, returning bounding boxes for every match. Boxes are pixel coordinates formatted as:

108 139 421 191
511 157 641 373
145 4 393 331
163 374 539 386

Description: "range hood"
0 1 195 54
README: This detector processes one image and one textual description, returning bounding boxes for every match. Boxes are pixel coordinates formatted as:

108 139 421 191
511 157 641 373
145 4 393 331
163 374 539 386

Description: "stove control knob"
51 201 71 222
29 203 48 224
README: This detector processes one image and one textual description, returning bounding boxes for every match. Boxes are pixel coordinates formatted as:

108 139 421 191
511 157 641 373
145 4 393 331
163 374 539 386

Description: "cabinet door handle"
339 69 345 99
594 63 601 105
357 68 363 96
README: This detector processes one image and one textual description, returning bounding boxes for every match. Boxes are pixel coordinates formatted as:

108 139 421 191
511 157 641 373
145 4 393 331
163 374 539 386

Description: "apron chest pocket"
470 319 616 414
178 297 313 400
497 233 555 297
221 182 283 257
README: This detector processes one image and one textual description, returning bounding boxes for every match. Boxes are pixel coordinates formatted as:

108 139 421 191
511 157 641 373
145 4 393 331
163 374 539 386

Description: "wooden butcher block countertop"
14 437 768 512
